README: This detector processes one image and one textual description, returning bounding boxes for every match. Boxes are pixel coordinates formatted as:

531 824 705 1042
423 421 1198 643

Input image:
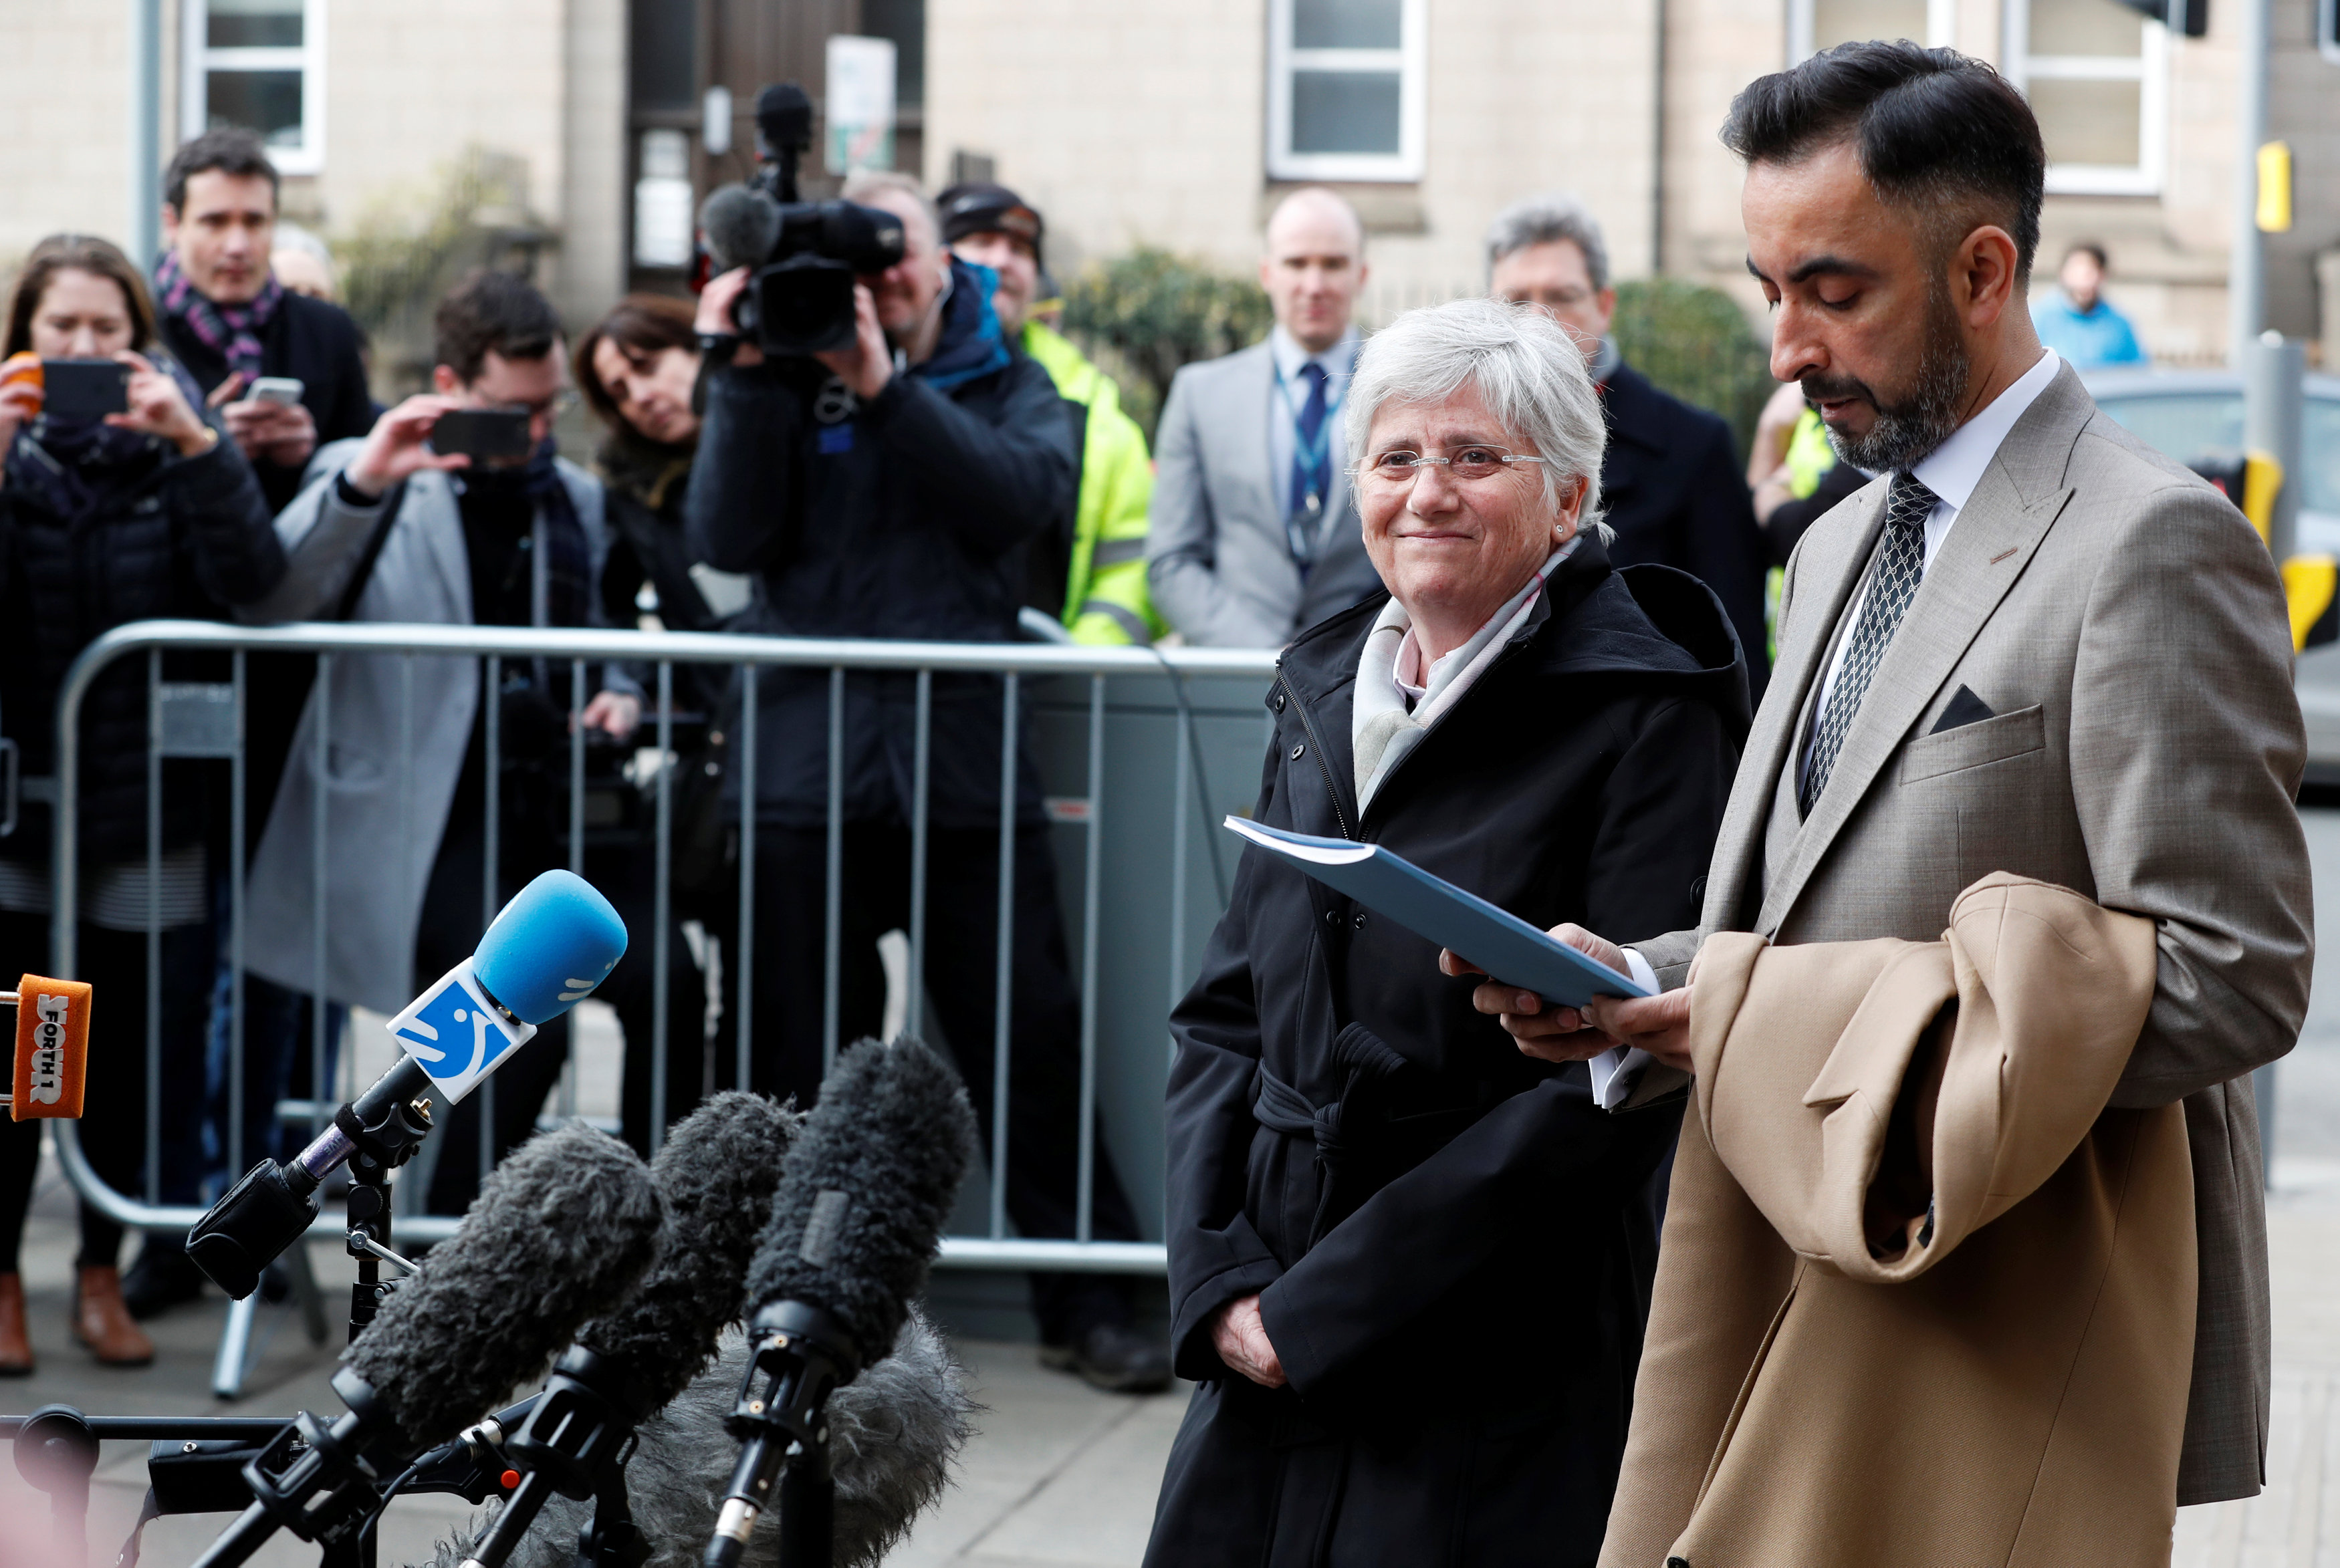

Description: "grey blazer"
1635 363 2312 1507
1144 340 1382 646
237 438 618 1015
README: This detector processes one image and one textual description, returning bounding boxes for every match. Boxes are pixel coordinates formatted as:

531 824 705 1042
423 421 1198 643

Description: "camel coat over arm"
1616 361 2312 1517
1608 874 2191 1568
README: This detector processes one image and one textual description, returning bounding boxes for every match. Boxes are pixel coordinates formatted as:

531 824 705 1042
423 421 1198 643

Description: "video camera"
699 82 907 358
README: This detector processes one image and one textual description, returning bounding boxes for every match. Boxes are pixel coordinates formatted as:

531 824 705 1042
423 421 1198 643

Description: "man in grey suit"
1465 43 2311 1515
1146 188 1384 646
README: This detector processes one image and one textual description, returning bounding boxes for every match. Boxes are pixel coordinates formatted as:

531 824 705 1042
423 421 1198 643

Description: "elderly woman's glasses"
1357 446 1550 484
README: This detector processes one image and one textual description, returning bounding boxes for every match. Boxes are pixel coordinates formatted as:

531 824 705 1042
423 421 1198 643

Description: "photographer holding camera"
689 161 1170 1393
238 270 641 1215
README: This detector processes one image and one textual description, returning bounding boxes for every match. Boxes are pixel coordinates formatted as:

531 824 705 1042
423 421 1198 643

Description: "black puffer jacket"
1150 539 1746 1567
685 256 1076 829
0 424 283 865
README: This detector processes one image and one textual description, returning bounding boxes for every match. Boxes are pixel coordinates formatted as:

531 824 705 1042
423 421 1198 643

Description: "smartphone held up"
1 352 131 422
428 407 533 463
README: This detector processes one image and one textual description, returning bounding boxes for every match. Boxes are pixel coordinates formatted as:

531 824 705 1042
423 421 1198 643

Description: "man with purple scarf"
122 130 378 1320
235 271 642 1214
154 129 374 514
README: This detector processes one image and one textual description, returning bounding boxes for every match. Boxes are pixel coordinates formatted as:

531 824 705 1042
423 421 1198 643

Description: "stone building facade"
0 0 626 328
921 0 2340 364
3 0 2337 363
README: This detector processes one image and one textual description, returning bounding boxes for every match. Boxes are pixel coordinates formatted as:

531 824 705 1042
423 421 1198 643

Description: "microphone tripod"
328 1142 406 1568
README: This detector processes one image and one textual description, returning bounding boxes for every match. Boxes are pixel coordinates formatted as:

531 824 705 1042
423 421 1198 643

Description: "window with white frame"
181 0 326 176
1266 0 1425 183
1788 0 1954 60
2008 0 2166 196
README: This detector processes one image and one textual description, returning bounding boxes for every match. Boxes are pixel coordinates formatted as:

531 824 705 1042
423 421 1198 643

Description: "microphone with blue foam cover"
471 869 629 1027
192 1122 663 1568
8 973 90 1119
189 870 629 1299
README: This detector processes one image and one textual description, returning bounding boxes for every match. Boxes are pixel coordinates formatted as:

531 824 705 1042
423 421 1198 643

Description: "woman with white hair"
1147 297 1747 1565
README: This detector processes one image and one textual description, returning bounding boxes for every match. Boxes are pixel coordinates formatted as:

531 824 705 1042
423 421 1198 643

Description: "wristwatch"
698 331 743 364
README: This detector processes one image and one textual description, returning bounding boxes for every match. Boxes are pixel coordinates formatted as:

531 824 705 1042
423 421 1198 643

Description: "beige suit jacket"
1629 361 2312 1507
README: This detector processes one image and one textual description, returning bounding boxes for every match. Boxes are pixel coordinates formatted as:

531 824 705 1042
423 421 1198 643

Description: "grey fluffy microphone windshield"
192 1124 662 1568
344 1122 665 1450
742 1037 977 1360
426 1312 973 1568
704 1037 977 1566
579 1091 800 1402
452 1095 801 1568
700 183 780 274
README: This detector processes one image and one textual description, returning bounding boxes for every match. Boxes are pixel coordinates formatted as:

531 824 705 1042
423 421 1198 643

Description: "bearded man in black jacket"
687 170 1170 1395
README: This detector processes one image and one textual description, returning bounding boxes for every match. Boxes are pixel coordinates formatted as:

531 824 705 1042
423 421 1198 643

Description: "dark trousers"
0 911 210 1271
587 838 737 1161
748 822 1141 1341
209 968 347 1182
419 811 571 1216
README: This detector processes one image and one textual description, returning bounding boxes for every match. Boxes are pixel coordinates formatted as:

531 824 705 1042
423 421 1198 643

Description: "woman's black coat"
1148 538 1746 1568
0 426 282 866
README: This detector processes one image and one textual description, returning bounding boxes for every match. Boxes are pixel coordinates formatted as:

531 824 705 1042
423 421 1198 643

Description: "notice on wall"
824 35 898 175
634 128 695 269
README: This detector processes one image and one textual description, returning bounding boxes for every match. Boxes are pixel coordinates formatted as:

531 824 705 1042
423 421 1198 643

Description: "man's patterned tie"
1800 470 1939 817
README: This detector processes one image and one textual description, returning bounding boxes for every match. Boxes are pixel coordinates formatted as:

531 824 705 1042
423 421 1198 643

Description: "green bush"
1610 277 1774 461
336 148 551 398
1058 247 1273 444
1057 255 1773 459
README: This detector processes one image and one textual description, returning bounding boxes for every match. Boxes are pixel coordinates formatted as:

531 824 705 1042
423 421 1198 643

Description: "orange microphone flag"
11 974 90 1120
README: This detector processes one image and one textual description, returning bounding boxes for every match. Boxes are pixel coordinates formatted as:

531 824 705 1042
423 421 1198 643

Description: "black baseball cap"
938 181 1044 264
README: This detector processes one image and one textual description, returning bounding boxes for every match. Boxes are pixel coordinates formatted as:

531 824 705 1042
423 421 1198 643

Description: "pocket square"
1931 684 1996 735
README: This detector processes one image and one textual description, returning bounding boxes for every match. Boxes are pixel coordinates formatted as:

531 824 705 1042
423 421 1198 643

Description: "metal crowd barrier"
36 620 1278 1392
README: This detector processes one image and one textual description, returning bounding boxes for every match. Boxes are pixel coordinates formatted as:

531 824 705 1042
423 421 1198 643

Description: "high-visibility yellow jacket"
1022 320 1164 644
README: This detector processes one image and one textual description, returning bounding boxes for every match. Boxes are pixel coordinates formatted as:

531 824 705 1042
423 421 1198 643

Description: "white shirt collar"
1270 323 1359 386
1907 347 2061 513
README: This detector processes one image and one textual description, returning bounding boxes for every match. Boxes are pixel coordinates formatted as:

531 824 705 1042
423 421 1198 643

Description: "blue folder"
1222 816 1653 1010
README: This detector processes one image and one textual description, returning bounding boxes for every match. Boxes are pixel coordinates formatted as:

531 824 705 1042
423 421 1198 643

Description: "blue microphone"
187 871 629 1299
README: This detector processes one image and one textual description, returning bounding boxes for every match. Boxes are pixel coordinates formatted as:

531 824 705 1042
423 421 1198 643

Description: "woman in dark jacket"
574 294 751 1156
1147 298 1746 1566
0 235 281 1371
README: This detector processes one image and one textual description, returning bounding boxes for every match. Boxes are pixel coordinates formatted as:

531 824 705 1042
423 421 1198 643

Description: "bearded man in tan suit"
1457 39 2314 1545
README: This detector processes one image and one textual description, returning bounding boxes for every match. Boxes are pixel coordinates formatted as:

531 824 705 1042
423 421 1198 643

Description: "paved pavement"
10 808 2340 1565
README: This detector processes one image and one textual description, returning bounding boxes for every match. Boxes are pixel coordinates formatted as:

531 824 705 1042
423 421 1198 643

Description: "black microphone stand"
705 1300 858 1568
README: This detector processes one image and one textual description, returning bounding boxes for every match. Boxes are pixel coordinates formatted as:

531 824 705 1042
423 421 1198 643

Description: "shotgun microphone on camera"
187 870 628 1299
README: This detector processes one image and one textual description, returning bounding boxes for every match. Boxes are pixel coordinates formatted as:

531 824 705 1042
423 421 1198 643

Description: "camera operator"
689 170 1171 1394
238 270 641 1215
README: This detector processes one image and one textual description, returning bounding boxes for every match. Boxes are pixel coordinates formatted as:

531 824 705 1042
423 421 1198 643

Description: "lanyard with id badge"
1276 356 1342 575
